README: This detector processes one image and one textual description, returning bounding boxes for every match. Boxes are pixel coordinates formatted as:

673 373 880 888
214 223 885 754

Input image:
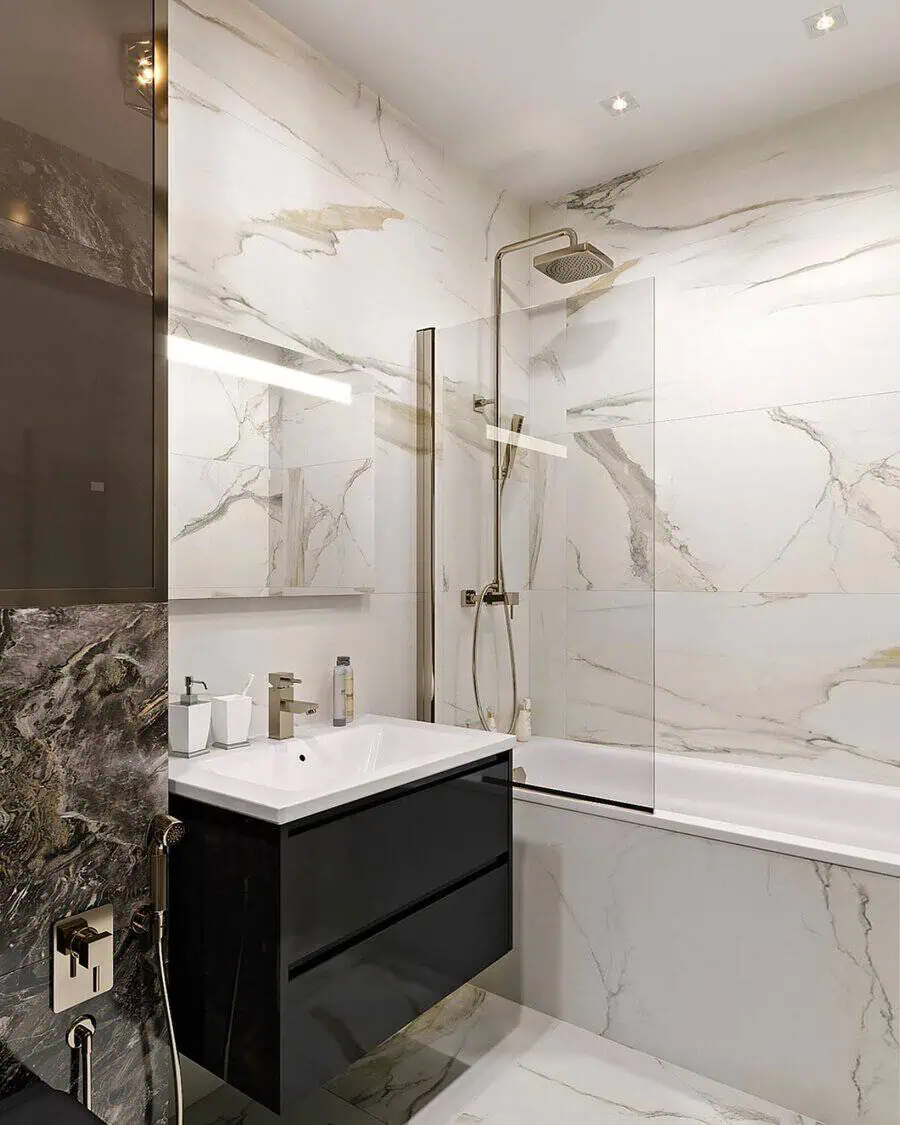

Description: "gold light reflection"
6 200 31 227
121 34 156 114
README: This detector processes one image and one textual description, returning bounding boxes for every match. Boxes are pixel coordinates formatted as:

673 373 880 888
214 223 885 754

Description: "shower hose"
155 912 184 1125
472 479 519 734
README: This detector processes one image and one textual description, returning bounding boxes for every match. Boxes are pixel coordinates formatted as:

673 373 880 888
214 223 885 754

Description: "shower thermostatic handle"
57 917 112 971
52 905 115 1013
461 589 520 616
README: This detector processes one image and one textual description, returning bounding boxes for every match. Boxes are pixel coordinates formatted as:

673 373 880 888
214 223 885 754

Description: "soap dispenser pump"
169 675 212 758
180 675 207 704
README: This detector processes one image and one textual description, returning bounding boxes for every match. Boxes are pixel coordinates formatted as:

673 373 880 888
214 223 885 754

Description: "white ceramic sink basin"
204 721 467 791
169 714 515 824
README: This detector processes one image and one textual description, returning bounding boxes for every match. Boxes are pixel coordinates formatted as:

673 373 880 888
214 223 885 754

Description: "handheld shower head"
148 814 185 915
533 242 613 284
500 414 526 483
149 813 186 851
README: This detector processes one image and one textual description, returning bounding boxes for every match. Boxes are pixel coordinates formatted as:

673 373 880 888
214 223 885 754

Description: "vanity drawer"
281 754 510 967
280 862 510 1105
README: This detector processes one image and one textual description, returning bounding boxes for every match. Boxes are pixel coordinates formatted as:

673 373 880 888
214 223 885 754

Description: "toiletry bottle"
486 708 497 732
169 676 211 757
333 657 355 726
515 697 533 743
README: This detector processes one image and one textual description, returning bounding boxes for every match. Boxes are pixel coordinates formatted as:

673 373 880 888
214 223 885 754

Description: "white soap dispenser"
169 676 212 758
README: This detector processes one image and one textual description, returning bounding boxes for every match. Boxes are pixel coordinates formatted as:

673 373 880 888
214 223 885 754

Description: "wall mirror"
169 321 375 599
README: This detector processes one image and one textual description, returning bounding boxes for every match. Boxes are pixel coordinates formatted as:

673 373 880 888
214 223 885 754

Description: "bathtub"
511 735 900 875
483 736 900 1124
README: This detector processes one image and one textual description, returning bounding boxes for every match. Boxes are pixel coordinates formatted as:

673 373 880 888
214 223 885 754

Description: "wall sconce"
121 34 156 114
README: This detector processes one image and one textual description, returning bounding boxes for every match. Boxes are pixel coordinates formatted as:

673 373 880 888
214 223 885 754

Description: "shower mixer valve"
461 588 520 617
51 904 114 1013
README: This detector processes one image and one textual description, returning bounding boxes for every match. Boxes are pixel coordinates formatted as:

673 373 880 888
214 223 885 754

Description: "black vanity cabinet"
169 751 512 1113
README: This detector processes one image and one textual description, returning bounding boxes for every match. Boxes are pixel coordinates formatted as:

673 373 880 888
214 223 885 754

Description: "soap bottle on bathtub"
333 656 355 726
515 698 532 743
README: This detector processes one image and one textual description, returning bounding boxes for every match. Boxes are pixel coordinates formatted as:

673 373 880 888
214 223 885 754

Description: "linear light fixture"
486 424 568 460
168 336 353 404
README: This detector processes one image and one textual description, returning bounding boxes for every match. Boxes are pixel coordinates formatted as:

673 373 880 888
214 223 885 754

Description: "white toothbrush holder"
211 694 253 749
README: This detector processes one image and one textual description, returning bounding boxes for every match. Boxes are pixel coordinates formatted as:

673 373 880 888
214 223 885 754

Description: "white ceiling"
255 0 900 200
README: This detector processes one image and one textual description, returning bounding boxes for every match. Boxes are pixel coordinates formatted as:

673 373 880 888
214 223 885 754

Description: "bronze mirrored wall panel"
0 0 164 604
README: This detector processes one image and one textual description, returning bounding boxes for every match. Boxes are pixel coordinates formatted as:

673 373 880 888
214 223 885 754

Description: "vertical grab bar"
67 1015 97 1111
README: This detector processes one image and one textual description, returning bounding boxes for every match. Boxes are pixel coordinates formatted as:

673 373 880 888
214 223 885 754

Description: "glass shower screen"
422 277 656 811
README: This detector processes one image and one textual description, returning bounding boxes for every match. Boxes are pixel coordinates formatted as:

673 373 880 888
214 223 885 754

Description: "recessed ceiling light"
601 91 639 117
803 5 848 37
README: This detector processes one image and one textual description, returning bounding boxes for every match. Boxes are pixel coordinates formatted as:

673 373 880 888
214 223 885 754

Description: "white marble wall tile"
169 361 276 465
280 392 375 469
171 593 417 730
170 455 274 595
372 379 431 596
655 393 900 593
481 798 899 1124
170 98 440 406
545 277 655 436
170 0 444 230
528 298 569 439
528 591 567 738
564 426 656 592
171 0 535 283
278 458 374 590
535 84 900 423
655 592 900 783
565 592 654 755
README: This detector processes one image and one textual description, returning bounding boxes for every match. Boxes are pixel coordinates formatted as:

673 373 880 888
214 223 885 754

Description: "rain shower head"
533 242 614 284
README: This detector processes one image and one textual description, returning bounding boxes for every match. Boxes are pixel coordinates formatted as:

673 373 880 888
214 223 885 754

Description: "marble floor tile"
448 1022 822 1125
186 988 821 1125
186 1084 374 1124
326 986 553 1125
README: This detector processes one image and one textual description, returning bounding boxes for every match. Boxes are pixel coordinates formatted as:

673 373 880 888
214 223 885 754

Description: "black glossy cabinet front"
170 752 512 1114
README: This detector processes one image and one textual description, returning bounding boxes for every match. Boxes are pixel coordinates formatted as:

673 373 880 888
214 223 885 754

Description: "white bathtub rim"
511 784 900 879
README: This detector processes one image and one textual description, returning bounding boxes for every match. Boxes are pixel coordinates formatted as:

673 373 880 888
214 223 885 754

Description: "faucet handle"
268 672 302 687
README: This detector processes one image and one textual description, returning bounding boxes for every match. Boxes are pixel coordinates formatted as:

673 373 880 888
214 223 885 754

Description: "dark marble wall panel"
0 604 168 1121
0 951 167 1124
0 116 151 292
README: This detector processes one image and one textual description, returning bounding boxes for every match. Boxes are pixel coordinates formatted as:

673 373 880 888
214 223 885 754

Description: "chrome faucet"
268 673 319 740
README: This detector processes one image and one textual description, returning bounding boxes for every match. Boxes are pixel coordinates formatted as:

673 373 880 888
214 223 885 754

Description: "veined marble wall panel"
0 115 151 292
277 458 375 590
170 0 529 605
534 84 900 423
530 83 900 785
655 592 900 782
480 798 900 1125
654 394 900 594
0 605 168 1120
169 360 277 467
170 456 275 596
